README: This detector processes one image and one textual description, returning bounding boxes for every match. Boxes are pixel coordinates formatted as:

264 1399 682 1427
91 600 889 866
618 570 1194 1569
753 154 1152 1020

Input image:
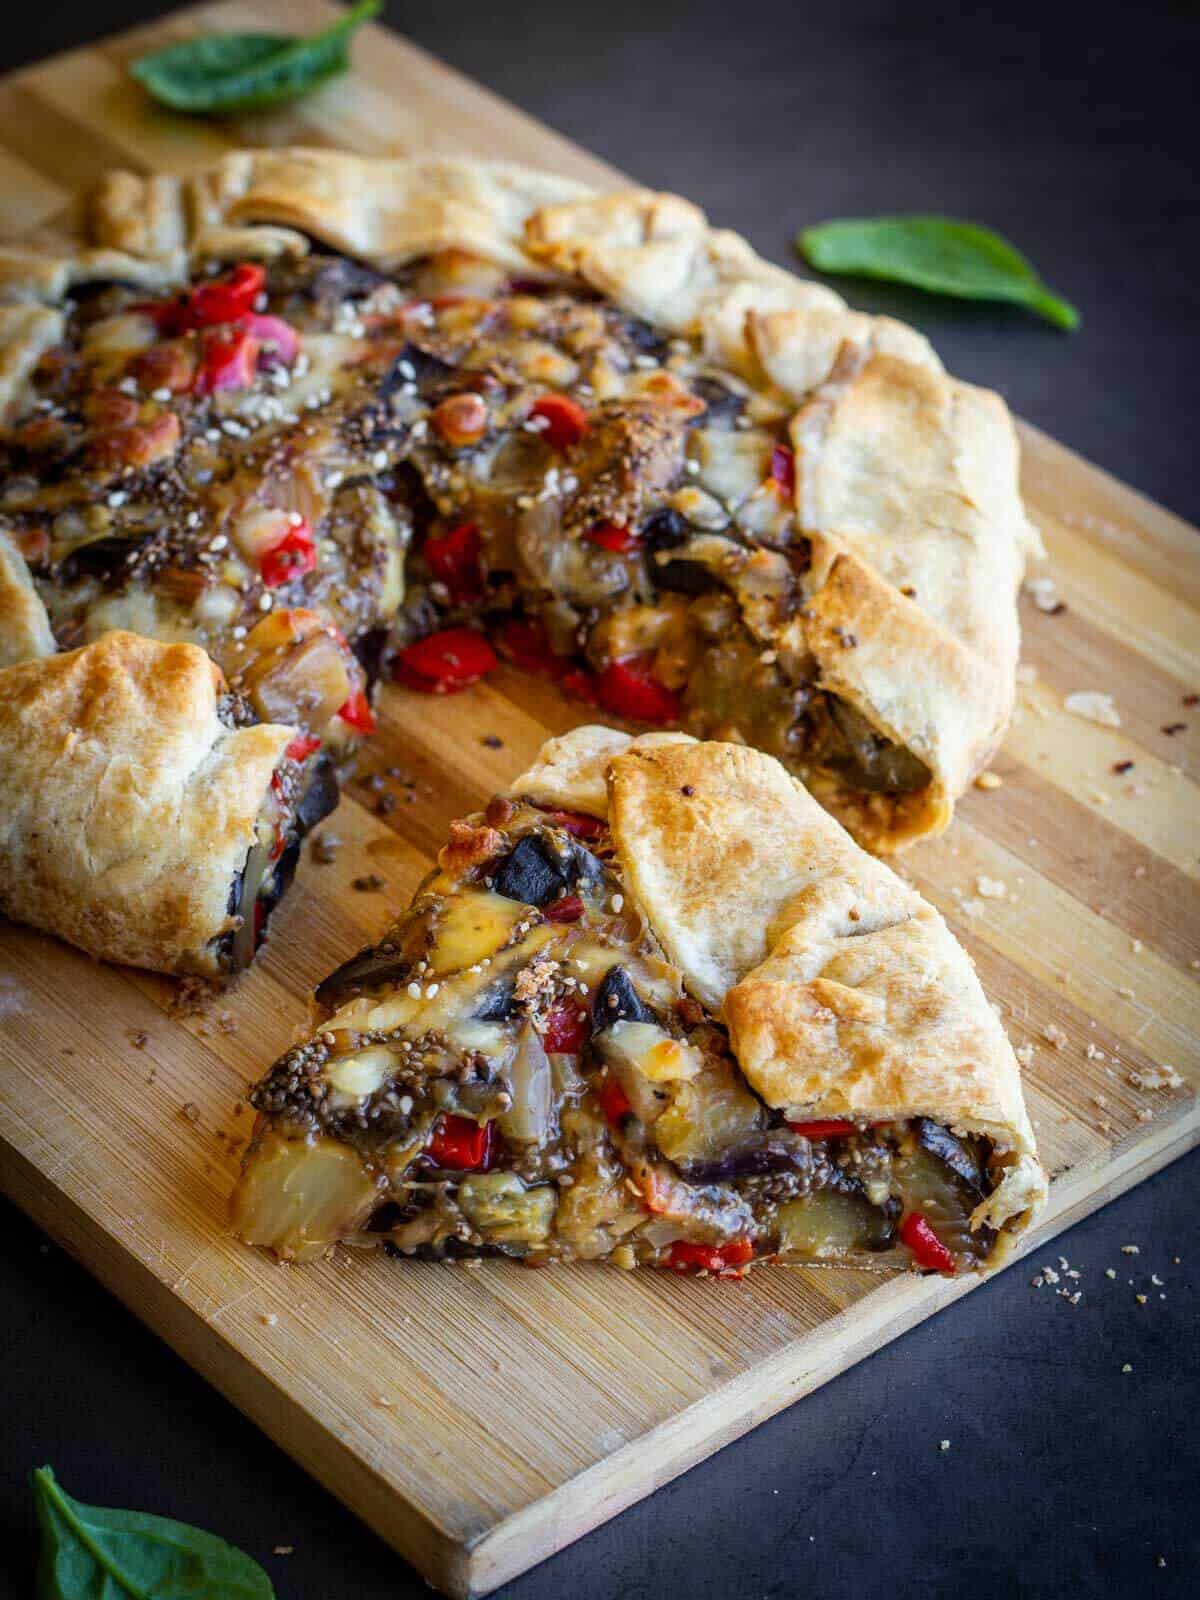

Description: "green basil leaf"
798 215 1079 331
130 0 381 114
32 1466 275 1599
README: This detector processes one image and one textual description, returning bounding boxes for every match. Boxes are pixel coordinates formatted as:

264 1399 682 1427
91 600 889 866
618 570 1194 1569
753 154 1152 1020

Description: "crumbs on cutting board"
0 974 28 1020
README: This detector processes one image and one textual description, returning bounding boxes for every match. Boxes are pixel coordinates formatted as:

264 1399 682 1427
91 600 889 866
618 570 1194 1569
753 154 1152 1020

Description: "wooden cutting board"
1 4 1197 1595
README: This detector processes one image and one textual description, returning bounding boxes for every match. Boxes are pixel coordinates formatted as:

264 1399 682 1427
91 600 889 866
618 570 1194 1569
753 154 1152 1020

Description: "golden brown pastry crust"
514 727 1046 1245
0 630 294 974
0 530 55 666
0 149 1037 849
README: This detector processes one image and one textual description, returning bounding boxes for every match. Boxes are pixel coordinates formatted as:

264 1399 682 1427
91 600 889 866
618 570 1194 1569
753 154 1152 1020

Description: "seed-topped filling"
233 796 1001 1273
1 247 930 825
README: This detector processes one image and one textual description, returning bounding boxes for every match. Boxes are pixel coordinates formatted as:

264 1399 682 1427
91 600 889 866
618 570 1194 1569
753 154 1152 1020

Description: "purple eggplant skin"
914 1117 988 1195
314 941 409 1008
591 965 655 1030
492 833 570 907
682 1132 813 1185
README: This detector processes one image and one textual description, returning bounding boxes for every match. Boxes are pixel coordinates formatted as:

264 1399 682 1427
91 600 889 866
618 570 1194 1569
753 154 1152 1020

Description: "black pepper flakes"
481 734 503 749
681 784 695 796
1162 723 1187 736
1112 759 1135 774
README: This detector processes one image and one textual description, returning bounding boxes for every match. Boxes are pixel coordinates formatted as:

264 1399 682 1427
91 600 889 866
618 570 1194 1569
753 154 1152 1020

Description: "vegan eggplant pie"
232 728 1046 1276
0 151 1038 912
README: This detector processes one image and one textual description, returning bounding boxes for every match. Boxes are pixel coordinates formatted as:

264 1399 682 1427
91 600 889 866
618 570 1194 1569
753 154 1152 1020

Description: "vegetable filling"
233 800 1000 1272
1 247 929 814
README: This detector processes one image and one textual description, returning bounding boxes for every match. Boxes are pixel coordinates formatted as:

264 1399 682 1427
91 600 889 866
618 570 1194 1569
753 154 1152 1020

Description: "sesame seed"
407 982 421 999
372 450 388 470
106 490 126 508
425 983 439 999
610 894 624 913
258 592 273 611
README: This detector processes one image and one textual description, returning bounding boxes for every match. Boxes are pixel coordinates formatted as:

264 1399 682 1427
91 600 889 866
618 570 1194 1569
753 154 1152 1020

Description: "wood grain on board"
0 4 1196 1595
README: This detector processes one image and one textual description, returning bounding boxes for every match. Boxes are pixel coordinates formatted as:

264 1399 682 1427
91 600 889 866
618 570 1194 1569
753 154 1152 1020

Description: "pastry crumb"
1025 576 1063 612
180 1101 201 1123
1065 690 1121 727
1042 1022 1069 1050
1121 1244 1140 1255
974 770 1003 790
1128 1064 1183 1090
273 1545 293 1556
310 832 340 863
259 1312 278 1327
352 873 385 892
1015 1043 1035 1068
938 1439 951 1451
976 875 1007 899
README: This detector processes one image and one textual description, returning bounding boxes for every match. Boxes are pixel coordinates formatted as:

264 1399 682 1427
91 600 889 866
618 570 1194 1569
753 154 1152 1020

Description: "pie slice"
231 727 1045 1275
0 630 337 975
0 150 1038 850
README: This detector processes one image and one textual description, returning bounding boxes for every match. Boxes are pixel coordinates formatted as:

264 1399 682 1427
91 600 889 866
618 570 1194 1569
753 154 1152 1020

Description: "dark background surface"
1 2 1197 1597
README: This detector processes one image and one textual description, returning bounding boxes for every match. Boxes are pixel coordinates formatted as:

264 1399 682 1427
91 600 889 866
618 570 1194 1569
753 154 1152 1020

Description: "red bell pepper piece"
543 894 585 924
786 1119 857 1140
528 393 589 450
559 668 600 705
139 263 267 337
259 520 318 589
423 522 484 603
597 1076 632 1126
543 809 605 839
900 1212 957 1275
541 1002 589 1054
770 443 795 499
584 521 638 553
336 686 377 735
284 733 322 764
595 655 681 726
499 616 567 679
395 627 498 694
194 325 260 394
187 263 266 328
666 1238 755 1274
427 1114 497 1171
